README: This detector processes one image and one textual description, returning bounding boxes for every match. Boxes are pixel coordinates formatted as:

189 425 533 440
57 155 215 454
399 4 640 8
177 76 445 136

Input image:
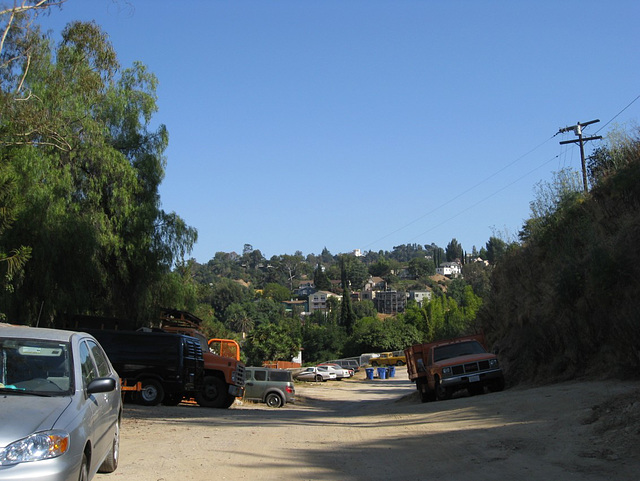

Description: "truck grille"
234 364 246 386
184 339 204 361
451 360 490 375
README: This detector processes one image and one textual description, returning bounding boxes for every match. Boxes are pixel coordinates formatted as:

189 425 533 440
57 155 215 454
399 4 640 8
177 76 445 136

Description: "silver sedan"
294 366 337 382
0 325 122 481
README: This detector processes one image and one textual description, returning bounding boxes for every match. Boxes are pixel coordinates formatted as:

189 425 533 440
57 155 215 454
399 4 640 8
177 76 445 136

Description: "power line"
596 94 640 134
363 135 556 250
364 94 640 252
408 154 560 242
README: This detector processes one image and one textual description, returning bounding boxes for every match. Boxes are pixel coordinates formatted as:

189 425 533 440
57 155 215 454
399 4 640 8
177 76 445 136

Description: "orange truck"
404 334 504 402
160 309 245 408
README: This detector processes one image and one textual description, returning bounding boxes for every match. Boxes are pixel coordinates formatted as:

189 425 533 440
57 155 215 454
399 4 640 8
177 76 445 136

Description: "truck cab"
160 309 245 409
405 335 504 402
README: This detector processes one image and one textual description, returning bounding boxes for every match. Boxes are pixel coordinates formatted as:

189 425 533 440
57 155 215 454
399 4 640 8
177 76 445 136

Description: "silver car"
294 366 336 382
0 325 122 481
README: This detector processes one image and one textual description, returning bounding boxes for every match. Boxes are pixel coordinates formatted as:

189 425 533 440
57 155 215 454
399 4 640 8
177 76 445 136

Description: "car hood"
0 394 72 446
433 353 497 368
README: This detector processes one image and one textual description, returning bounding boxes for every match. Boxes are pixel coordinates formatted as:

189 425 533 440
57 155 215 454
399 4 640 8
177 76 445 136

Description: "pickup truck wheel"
138 379 164 406
195 376 228 408
488 376 505 393
265 392 284 408
371 361 379 367
434 377 452 401
396 360 405 366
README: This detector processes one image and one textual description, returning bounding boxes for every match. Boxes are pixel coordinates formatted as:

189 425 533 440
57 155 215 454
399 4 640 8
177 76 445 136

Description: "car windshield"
433 341 486 362
0 338 73 396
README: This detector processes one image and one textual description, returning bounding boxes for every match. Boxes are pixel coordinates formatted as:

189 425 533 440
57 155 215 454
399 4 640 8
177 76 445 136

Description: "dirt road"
97 368 640 481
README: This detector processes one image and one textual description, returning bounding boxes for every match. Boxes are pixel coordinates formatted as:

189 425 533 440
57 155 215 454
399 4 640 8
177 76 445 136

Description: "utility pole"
558 119 603 194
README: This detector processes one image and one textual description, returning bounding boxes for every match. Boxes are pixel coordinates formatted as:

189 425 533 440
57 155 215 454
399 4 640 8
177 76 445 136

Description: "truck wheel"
488 376 505 393
221 393 236 408
195 375 228 408
265 392 284 408
434 377 452 401
417 379 435 402
371 361 379 367
396 360 405 366
138 379 164 406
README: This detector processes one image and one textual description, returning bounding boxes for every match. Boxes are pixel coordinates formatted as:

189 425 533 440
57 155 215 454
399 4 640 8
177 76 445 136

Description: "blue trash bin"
377 367 387 379
389 366 396 378
365 367 375 380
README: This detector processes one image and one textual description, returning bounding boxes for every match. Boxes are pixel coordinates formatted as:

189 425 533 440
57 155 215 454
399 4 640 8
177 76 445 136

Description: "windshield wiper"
0 387 53 397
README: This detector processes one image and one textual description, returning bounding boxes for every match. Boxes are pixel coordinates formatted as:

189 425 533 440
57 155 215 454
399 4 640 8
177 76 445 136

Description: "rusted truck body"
405 335 504 402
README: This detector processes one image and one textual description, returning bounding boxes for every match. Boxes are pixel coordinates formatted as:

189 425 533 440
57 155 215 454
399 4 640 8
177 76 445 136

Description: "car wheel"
138 379 164 406
98 416 120 473
315 374 323 382
78 452 89 481
195 376 228 408
265 392 284 408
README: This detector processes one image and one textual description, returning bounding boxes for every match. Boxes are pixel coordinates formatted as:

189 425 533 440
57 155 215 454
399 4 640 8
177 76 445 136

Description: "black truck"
82 328 204 406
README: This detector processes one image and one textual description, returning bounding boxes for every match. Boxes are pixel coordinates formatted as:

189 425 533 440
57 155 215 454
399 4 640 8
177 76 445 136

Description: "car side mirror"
87 377 117 394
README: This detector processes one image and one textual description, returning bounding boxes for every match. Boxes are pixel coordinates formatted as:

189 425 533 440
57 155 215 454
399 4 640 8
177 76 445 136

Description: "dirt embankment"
97 369 640 481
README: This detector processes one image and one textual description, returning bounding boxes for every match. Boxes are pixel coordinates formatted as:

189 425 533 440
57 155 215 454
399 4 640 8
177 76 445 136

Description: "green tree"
353 299 377 320
1 20 196 323
262 282 290 303
446 238 463 262
344 316 420 356
485 236 507 265
461 261 492 298
408 256 435 278
244 319 301 366
224 302 254 338
368 256 391 277
209 278 252 320
313 264 331 290
301 322 346 364
339 256 357 334
342 255 369 290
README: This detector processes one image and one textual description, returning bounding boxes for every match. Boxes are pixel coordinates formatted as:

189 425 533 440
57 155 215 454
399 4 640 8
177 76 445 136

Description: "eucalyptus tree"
0 19 196 323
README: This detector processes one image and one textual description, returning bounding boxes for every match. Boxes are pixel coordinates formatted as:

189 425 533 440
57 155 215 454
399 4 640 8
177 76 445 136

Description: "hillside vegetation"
480 130 640 383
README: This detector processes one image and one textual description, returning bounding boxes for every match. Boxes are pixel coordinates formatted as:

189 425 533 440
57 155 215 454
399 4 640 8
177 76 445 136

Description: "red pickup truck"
405 335 505 402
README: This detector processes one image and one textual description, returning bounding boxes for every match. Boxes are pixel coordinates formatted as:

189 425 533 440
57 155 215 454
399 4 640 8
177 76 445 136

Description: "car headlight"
442 367 452 377
489 358 499 368
0 431 70 466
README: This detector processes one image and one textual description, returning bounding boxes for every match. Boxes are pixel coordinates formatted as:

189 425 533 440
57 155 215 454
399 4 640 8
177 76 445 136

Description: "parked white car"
317 364 352 380
294 366 336 382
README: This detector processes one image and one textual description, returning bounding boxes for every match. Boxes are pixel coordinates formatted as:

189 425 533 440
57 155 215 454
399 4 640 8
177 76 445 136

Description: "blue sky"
38 1 640 262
